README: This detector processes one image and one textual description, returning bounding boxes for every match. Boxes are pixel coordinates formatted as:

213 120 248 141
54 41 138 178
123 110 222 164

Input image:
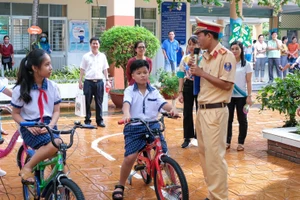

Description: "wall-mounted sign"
27 26 42 35
69 20 90 53
161 2 186 45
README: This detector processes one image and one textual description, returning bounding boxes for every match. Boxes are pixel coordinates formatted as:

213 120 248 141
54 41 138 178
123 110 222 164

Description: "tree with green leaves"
100 26 160 88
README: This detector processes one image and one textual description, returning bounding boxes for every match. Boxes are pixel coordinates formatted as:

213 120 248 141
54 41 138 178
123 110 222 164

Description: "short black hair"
168 31 175 34
282 36 288 42
130 60 149 74
201 30 219 40
271 31 277 36
90 37 100 44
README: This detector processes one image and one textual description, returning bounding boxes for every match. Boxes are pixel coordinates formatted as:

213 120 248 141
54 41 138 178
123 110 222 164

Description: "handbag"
2 57 11 64
75 91 86 117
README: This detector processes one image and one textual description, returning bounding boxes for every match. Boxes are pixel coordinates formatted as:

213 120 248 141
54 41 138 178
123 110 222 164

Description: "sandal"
19 168 35 185
112 185 125 200
1 130 8 135
226 143 230 150
237 144 244 151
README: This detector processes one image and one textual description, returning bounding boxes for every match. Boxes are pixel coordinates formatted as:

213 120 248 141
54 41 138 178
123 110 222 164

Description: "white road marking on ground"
256 121 283 124
118 165 142 179
91 132 123 161
17 136 23 143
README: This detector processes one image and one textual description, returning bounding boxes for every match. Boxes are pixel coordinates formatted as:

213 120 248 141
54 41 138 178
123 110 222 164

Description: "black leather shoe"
204 198 210 200
181 139 190 148
97 122 106 127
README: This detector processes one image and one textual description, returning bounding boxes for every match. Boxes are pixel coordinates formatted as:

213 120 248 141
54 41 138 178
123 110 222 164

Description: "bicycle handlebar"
118 112 180 125
118 112 180 136
20 121 97 149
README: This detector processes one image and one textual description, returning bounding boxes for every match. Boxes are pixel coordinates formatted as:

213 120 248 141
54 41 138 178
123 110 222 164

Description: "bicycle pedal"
134 164 146 171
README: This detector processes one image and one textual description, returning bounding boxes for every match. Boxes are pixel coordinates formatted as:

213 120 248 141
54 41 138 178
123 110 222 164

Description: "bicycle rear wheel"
44 178 85 200
154 156 189 200
137 151 152 184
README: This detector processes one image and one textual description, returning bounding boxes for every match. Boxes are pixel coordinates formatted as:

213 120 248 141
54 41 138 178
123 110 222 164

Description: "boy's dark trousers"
182 79 198 139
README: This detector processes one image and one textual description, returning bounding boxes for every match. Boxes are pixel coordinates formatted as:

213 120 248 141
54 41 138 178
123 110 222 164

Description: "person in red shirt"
0 35 14 71
126 41 152 86
288 36 299 63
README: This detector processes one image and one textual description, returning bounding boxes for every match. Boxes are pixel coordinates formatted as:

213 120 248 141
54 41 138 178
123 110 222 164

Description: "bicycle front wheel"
44 178 85 200
154 156 189 200
17 145 29 170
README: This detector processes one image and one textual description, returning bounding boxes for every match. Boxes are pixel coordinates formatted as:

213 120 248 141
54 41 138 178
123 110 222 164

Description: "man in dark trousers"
79 37 111 127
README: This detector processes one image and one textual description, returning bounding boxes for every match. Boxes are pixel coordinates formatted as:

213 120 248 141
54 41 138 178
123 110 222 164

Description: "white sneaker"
190 138 198 147
0 168 6 176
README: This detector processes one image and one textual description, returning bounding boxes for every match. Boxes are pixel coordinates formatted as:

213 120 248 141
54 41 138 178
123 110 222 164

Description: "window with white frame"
135 8 156 35
91 6 107 38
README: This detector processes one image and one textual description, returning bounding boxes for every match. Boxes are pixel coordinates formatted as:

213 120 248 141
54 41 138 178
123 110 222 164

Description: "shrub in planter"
50 65 80 83
257 71 300 127
157 69 179 99
100 26 160 88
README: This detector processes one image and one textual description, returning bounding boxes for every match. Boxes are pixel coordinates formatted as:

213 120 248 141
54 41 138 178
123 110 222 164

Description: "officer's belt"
199 102 227 109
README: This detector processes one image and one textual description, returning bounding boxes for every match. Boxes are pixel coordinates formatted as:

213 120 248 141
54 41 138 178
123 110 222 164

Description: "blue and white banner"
69 20 90 53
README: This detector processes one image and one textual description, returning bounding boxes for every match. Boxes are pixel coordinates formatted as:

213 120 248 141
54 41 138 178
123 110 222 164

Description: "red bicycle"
118 113 189 200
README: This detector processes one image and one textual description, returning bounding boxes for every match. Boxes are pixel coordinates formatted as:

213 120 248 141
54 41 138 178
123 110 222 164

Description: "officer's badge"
224 62 232 72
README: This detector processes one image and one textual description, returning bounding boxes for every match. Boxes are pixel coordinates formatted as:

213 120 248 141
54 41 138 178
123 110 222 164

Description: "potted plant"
100 26 160 108
157 69 179 100
257 71 300 127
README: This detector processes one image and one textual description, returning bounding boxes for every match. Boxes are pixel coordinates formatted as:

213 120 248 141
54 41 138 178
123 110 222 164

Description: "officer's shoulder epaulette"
218 48 227 55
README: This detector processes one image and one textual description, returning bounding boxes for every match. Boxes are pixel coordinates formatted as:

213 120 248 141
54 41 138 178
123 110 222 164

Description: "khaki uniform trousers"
195 106 228 200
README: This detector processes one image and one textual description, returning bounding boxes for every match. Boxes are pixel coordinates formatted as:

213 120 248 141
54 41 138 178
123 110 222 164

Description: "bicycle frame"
139 133 168 188
0 130 21 158
33 150 65 195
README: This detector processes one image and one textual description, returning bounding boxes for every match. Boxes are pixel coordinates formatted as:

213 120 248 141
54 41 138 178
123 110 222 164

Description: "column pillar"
216 19 224 39
106 0 135 89
229 0 243 44
253 24 263 39
269 16 279 38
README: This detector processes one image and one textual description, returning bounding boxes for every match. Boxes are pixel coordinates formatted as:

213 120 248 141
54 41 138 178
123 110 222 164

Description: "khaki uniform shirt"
197 43 236 104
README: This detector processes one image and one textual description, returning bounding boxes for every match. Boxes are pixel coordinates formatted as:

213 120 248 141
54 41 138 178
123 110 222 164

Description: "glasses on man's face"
137 46 145 49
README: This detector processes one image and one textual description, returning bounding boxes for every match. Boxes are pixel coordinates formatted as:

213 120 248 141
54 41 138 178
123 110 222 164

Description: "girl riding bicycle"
11 49 62 184
112 59 179 200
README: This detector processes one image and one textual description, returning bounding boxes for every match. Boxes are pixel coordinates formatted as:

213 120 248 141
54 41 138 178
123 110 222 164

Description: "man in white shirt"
79 37 111 127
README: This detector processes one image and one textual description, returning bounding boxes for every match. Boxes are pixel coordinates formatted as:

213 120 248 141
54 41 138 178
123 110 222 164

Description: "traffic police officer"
189 17 236 200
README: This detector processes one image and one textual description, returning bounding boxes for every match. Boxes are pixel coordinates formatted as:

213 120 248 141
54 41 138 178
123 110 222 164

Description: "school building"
0 0 300 88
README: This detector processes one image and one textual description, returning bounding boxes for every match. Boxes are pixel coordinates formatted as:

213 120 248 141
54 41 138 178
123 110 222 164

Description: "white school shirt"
123 83 167 122
80 51 109 80
0 82 5 93
254 42 267 58
232 61 253 98
11 79 62 120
